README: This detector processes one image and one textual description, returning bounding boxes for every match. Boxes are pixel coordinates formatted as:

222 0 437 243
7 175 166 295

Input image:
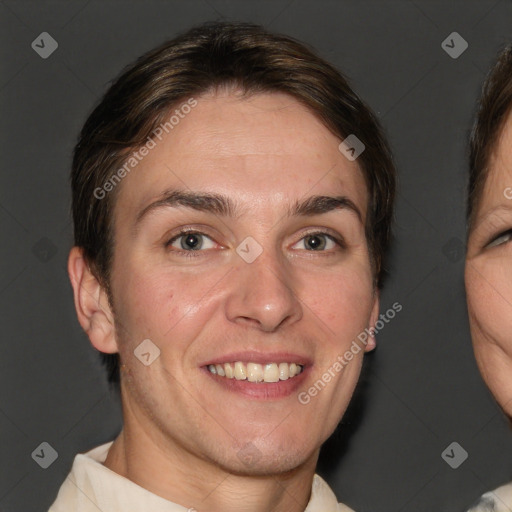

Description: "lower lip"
202 367 310 400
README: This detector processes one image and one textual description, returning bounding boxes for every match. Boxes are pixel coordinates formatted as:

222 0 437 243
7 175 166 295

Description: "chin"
220 448 315 477
206 434 318 477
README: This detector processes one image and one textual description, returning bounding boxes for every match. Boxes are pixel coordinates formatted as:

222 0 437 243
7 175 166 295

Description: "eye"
167 230 216 252
291 232 342 251
487 229 512 249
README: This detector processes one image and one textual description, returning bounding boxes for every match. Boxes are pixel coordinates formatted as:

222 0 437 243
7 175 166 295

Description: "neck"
103 394 319 512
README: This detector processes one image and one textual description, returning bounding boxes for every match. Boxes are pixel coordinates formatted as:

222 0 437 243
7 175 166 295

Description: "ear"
365 289 380 353
67 246 118 354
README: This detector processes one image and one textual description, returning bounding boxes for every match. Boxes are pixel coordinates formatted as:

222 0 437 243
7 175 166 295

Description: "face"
103 91 379 475
466 110 512 417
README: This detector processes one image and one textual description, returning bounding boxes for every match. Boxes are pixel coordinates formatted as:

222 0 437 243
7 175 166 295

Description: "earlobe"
365 290 380 353
68 247 118 354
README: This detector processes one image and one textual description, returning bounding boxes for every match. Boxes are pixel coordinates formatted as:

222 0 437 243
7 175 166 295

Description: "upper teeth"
207 362 303 382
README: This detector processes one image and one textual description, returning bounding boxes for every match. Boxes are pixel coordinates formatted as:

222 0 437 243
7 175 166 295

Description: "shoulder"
47 441 114 512
467 482 512 512
308 474 356 512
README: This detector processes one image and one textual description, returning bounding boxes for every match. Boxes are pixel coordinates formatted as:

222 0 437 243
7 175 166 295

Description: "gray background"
1 0 512 511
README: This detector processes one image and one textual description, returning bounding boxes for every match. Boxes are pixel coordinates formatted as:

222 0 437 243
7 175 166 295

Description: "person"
465 44 512 512
48 21 396 512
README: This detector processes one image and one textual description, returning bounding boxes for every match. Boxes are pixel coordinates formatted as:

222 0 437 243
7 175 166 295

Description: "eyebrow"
472 203 512 231
135 189 363 226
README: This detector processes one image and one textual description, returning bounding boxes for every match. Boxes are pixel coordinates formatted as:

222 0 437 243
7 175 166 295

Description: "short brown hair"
71 21 396 386
468 44 512 228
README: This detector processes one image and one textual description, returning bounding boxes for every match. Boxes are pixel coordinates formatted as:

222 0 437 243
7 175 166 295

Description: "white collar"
49 441 354 512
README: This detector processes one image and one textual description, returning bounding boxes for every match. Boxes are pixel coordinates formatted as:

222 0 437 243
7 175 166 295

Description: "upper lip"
199 350 312 367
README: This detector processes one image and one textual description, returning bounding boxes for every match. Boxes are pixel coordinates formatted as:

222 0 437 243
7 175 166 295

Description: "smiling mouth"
206 361 304 383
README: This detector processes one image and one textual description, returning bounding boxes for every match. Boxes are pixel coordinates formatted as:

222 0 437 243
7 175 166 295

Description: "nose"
225 248 303 332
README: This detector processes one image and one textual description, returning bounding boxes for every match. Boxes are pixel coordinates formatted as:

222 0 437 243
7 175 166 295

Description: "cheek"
112 261 215 346
466 259 512 351
466 259 512 415
298 263 374 338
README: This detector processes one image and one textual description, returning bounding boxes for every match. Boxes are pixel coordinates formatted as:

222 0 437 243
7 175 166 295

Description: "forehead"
479 111 512 209
116 91 368 220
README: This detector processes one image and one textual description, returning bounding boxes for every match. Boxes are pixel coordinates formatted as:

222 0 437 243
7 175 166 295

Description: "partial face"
466 111 512 417
109 91 378 474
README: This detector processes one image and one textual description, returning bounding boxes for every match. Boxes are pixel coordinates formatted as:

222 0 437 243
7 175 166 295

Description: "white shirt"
467 482 512 511
48 441 355 512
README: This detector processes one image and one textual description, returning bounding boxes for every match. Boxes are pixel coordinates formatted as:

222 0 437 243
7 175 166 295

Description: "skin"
466 110 512 418
68 90 379 512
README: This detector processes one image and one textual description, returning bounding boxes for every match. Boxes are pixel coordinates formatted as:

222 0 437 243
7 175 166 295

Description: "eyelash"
486 229 512 249
165 229 346 258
